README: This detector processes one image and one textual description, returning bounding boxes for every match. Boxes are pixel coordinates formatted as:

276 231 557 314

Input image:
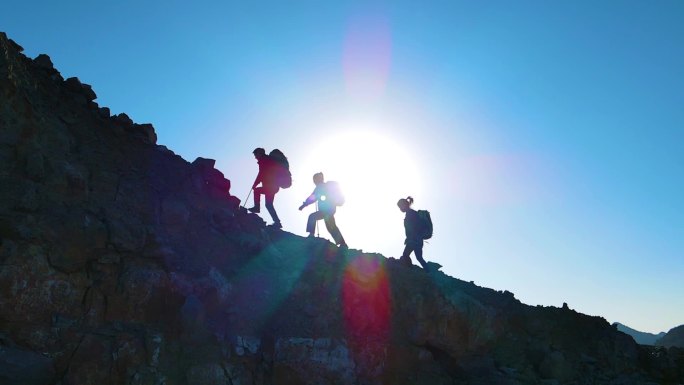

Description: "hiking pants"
254 186 280 224
307 210 346 246
402 239 427 269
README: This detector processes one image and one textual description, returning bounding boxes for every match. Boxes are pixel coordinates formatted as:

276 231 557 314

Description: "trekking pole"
242 188 253 209
315 201 319 237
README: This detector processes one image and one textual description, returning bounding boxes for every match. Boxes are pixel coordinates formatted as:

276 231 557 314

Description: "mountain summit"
1 32 683 385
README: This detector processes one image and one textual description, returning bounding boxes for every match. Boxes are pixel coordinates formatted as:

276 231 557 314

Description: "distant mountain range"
613 322 665 345
657 325 684 348
613 322 684 348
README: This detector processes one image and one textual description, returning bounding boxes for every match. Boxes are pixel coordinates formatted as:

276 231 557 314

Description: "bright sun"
301 129 423 255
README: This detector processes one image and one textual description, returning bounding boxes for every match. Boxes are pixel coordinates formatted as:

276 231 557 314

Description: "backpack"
268 149 292 189
323 181 345 206
416 210 433 240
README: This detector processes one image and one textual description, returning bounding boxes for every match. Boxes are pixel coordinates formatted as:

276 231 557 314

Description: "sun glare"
302 129 422 255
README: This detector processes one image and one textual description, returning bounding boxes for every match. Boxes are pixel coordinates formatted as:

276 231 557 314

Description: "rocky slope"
658 325 684 349
1 32 683 385
613 322 666 346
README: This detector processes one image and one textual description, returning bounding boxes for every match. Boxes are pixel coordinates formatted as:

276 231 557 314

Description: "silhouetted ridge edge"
1 31 683 385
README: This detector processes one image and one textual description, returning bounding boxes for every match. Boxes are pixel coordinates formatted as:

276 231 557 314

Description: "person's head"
397 196 414 212
313 172 325 185
252 147 266 160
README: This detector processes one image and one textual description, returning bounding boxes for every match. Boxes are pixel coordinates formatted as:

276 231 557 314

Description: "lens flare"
342 254 391 340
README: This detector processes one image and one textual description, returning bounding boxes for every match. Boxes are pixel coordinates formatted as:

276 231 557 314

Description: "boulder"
192 157 216 170
64 77 82 92
133 123 157 144
33 54 54 70
113 113 133 126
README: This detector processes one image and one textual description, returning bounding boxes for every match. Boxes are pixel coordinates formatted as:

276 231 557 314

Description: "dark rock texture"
1 31 683 385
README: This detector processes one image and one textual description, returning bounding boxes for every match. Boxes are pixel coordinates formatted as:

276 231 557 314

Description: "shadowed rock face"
1 31 682 385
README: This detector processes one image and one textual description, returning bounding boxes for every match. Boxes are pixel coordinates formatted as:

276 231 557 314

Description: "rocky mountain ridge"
613 323 666 346
1 32 683 385
657 325 684 349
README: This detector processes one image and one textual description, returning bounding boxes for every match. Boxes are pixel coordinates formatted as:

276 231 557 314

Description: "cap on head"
253 148 266 157
313 172 324 185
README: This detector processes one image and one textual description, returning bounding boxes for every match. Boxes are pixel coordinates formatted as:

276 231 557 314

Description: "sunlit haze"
299 129 423 254
2 1 682 334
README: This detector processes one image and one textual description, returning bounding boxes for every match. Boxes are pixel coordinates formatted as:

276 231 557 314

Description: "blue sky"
3 1 682 333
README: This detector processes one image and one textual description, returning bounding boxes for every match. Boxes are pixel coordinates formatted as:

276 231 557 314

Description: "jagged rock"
80 83 97 101
33 54 53 70
98 106 110 118
113 112 133 126
63 77 94 106
64 77 82 92
156 144 175 157
7 37 23 52
63 77 97 101
187 157 236 204
133 123 157 144
193 157 216 169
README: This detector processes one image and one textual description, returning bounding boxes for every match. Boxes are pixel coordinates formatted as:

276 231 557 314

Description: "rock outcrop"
1 31 683 385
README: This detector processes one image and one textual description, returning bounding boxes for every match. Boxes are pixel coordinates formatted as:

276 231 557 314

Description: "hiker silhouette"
248 147 282 229
299 172 347 248
397 196 430 271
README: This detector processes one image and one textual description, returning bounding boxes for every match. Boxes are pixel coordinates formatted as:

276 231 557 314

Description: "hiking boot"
271 222 282 229
247 206 260 213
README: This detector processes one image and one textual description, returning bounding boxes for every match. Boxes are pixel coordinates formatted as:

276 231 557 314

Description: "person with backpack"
397 196 432 271
248 147 290 229
298 172 347 249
